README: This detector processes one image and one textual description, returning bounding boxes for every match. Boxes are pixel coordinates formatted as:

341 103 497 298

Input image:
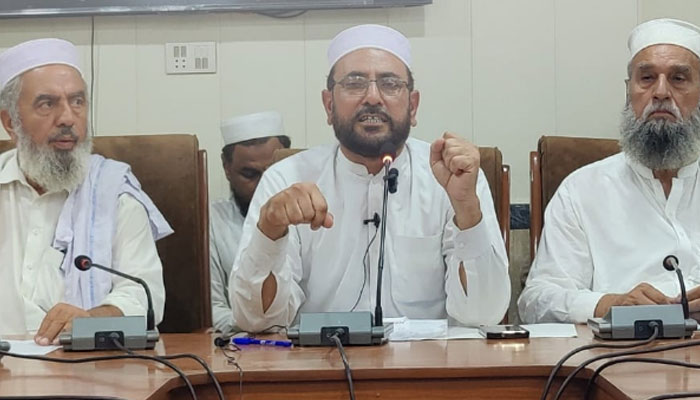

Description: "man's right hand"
594 282 674 317
257 182 334 240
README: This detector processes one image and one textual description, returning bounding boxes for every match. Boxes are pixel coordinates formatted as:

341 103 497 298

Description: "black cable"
541 326 660 400
329 332 355 400
646 392 700 400
351 223 379 311
0 348 197 400
108 339 197 400
552 325 700 400
160 354 224 400
113 339 224 400
219 343 244 399
584 357 700 399
218 323 288 338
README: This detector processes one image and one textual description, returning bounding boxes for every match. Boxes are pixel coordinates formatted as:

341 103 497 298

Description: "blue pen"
232 337 293 347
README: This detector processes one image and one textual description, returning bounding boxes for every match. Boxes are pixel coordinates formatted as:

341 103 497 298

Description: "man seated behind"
0 38 171 344
230 24 510 332
519 18 700 323
210 111 290 333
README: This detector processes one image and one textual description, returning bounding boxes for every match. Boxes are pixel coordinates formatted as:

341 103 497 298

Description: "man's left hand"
35 303 89 345
430 132 482 230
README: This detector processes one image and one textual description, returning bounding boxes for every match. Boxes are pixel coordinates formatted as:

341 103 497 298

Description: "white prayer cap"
220 111 285 146
0 38 82 91
628 18 700 61
327 24 412 70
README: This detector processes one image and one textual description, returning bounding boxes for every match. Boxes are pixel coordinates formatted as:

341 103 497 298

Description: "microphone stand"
59 256 160 351
86 262 155 331
286 152 398 346
374 163 398 327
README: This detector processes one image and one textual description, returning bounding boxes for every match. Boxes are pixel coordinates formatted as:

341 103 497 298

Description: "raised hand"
257 182 334 240
430 132 482 229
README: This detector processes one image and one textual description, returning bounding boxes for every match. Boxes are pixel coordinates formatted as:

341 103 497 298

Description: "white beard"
15 122 92 193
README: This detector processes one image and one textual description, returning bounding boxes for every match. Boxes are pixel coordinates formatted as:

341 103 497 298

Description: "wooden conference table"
2 326 700 399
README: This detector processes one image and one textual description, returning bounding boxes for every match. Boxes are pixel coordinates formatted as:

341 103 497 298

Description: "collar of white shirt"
0 150 30 187
624 152 699 180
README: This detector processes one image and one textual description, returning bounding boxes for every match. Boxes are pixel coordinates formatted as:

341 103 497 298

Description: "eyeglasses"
333 75 409 97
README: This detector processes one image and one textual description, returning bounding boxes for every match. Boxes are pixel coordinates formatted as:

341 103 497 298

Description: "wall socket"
165 42 216 75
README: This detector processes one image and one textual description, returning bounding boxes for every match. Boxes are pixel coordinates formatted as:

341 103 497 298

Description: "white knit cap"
327 24 412 70
0 38 82 90
628 18 700 61
220 111 285 146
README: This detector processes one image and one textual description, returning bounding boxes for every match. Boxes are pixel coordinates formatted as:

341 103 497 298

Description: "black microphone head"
380 142 397 164
663 255 679 272
74 255 93 271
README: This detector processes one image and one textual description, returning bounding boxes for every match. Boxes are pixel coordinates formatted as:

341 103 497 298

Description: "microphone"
374 142 399 327
663 255 690 319
363 213 380 228
75 255 155 331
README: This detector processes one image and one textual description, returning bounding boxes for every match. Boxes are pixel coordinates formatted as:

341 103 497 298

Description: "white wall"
1 0 699 203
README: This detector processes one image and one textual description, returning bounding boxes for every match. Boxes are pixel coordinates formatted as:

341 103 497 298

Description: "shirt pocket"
30 247 65 312
390 233 445 305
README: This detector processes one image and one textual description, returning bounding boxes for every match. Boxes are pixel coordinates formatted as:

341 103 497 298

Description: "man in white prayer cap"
520 18 700 323
230 24 510 332
0 38 171 343
210 111 290 333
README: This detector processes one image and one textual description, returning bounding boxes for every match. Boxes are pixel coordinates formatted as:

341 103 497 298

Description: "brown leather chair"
529 135 620 261
273 147 512 255
0 134 211 332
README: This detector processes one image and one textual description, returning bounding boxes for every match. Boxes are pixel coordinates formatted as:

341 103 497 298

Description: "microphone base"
59 316 159 351
287 312 390 346
0 339 10 359
588 304 696 340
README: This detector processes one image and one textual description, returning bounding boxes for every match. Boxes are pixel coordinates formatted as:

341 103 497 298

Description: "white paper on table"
385 319 577 341
388 318 448 341
520 323 577 338
5 340 60 355
446 326 483 339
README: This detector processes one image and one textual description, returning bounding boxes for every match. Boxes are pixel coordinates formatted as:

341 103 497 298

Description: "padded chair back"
529 135 620 260
0 135 211 332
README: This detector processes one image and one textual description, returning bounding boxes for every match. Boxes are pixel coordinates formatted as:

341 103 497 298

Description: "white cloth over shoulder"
518 153 700 323
0 149 168 334
230 138 510 332
54 154 173 310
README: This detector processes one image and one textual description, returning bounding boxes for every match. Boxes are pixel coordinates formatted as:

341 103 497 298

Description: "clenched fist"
430 132 482 229
258 182 334 240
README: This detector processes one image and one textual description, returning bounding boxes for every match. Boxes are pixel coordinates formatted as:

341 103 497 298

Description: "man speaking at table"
230 24 510 332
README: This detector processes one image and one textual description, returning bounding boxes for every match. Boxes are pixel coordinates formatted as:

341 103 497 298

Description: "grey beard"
15 123 92 193
620 105 700 170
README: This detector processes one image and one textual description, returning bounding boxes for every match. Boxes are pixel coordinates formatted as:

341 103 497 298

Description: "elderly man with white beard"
0 38 171 344
519 18 700 324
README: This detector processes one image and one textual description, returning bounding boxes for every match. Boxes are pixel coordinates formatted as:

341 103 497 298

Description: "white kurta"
519 153 700 324
0 149 166 335
209 197 244 333
230 138 510 332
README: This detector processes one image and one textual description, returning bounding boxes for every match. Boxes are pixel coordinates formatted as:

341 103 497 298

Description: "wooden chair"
529 135 620 261
0 134 211 332
273 147 512 255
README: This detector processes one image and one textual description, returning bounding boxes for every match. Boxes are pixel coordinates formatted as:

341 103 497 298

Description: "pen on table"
232 337 293 347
